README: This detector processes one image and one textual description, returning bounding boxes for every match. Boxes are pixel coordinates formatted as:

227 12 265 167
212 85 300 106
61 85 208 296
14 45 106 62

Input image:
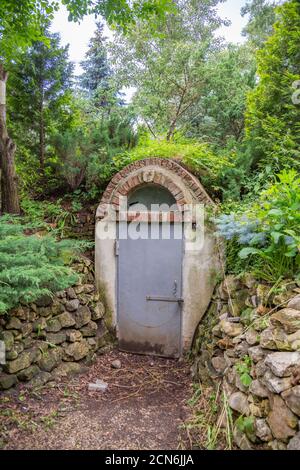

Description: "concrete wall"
95 217 221 353
95 160 221 355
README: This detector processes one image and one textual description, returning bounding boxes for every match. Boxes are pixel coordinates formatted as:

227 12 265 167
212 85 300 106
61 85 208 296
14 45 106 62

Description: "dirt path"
0 350 192 450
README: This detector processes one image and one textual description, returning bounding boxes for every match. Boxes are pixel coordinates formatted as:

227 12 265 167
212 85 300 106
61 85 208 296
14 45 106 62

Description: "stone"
287 330 300 343
52 362 84 379
228 391 250 415
38 347 62 372
211 356 227 374
65 299 80 312
245 329 259 346
270 308 300 334
87 338 97 347
0 373 17 390
46 331 67 345
3 351 32 373
255 419 272 442
66 287 77 299
267 395 297 440
38 307 52 317
287 295 300 311
265 352 300 377
291 340 300 351
63 340 89 361
27 346 42 363
74 306 91 328
17 365 40 381
233 427 252 450
262 369 292 394
51 301 64 316
36 295 53 307
255 360 268 378
33 317 47 332
57 311 76 328
111 359 121 369
80 321 98 337
268 440 287 450
91 302 105 321
6 317 22 330
20 322 33 338
282 386 300 417
23 337 34 349
6 350 18 360
35 340 49 353
287 433 300 450
249 379 269 398
260 327 291 350
66 329 82 343
220 320 243 338
234 341 250 358
82 284 94 294
249 403 262 418
46 318 62 333
242 273 257 289
0 331 14 351
28 371 52 388
256 284 270 305
248 346 267 363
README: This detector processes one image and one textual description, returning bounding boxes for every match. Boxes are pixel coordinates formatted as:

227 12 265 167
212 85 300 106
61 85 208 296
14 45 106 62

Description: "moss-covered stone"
0 374 17 390
46 331 66 345
4 351 32 373
63 340 89 361
57 311 76 328
17 365 40 381
0 331 14 351
6 317 22 330
38 347 63 372
46 317 62 333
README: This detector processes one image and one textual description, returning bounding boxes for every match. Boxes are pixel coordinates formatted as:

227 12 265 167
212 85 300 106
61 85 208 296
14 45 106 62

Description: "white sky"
51 0 249 76
51 0 249 101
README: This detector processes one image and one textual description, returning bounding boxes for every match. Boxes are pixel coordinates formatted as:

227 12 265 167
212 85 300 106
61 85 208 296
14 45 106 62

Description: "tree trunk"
0 63 20 214
39 95 45 172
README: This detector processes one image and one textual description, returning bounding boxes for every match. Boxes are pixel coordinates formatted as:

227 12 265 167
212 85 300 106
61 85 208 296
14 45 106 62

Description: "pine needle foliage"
0 215 84 313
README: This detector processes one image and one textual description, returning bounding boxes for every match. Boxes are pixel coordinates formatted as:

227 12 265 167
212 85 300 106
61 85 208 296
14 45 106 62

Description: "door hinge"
115 240 119 256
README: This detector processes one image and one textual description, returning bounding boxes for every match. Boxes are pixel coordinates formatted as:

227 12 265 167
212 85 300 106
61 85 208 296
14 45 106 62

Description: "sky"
51 0 249 76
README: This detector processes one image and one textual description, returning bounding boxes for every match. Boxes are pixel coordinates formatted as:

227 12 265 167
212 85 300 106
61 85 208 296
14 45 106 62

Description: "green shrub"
113 135 234 196
0 216 86 313
215 170 300 282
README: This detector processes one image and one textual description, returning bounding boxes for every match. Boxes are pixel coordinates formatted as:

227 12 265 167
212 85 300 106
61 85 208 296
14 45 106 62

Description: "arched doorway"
95 158 220 358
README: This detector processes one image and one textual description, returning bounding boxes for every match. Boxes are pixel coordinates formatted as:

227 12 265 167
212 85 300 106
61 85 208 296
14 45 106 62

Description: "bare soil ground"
0 349 193 450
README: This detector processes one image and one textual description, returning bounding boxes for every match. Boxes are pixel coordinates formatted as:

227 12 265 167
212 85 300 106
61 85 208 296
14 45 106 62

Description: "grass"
181 382 234 450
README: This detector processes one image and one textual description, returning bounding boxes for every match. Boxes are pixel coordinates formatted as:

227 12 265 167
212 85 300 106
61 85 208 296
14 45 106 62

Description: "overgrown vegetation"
0 216 88 313
215 170 300 282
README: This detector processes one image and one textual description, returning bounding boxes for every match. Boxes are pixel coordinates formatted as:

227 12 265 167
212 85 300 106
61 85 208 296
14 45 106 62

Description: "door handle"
146 296 184 304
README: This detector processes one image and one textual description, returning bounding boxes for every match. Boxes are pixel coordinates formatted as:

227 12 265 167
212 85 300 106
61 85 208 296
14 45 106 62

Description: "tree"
9 27 74 173
184 44 257 145
80 22 111 96
245 0 300 173
0 0 173 213
241 0 280 48
111 0 228 140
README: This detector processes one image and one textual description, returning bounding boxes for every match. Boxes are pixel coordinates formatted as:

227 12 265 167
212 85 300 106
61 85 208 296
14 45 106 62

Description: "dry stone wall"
192 274 300 450
0 256 110 391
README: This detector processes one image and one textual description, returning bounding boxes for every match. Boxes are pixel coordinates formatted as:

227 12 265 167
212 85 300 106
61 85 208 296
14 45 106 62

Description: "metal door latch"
146 296 184 304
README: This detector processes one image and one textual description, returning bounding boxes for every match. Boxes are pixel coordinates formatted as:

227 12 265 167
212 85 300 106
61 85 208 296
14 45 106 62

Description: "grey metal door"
117 222 183 358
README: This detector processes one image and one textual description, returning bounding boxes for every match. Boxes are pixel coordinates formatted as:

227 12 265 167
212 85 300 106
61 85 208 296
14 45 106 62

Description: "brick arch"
96 158 213 219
